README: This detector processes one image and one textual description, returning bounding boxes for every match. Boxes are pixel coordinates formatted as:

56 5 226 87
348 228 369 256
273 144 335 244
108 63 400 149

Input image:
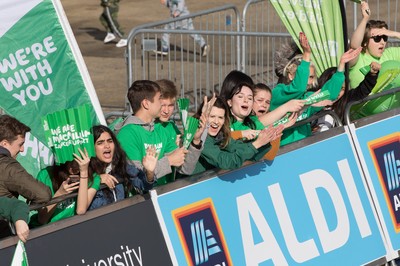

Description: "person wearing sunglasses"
348 1 400 89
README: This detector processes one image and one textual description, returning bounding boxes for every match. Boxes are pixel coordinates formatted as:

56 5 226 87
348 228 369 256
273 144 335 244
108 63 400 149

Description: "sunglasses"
370 35 388 43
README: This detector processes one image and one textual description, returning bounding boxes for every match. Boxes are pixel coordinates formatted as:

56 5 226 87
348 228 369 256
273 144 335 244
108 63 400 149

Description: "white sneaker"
116 39 127 48
201 44 210 57
104 32 116 43
153 48 169 56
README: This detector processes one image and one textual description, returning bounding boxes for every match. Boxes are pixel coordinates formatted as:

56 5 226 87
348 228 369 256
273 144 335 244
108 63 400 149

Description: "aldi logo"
172 198 232 266
368 132 400 232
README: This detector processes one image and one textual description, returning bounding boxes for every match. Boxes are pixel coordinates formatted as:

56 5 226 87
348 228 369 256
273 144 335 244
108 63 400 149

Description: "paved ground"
61 0 246 114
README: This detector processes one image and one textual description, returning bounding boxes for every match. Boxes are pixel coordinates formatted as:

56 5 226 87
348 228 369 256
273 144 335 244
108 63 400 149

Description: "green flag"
271 0 346 75
11 240 29 266
0 0 105 176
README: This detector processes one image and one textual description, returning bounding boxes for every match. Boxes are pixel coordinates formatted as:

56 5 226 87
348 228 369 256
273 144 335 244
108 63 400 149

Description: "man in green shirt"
115 80 203 183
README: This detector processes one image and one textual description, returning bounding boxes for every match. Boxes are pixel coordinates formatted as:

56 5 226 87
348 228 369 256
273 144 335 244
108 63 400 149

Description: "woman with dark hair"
221 70 302 142
35 149 98 224
88 125 157 210
190 97 275 175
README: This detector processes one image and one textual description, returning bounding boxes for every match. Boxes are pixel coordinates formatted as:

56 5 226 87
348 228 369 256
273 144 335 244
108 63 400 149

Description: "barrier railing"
2 109 400 265
125 5 240 111
344 87 400 125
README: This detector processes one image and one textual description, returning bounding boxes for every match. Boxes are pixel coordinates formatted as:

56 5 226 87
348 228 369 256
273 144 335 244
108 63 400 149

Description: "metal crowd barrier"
344 86 400 125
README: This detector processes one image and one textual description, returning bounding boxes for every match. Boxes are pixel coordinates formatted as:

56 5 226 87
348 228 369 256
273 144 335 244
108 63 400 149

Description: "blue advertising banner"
350 114 400 255
156 133 386 265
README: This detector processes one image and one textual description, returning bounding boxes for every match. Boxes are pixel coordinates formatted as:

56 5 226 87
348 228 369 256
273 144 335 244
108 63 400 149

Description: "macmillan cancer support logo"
172 198 232 266
368 132 400 232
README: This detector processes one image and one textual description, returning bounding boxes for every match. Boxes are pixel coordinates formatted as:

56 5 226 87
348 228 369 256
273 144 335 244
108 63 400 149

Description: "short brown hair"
362 20 388 52
156 79 178 99
127 80 161 114
0 115 31 142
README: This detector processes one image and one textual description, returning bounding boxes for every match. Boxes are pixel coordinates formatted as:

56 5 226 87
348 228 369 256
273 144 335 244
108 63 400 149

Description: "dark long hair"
317 67 349 121
220 70 254 100
195 97 231 148
50 160 79 193
90 125 131 191
220 71 257 129
227 82 257 129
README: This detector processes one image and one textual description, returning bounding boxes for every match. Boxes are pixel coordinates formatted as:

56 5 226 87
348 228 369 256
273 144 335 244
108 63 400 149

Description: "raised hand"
338 47 362 71
73 148 90 178
299 32 311 58
143 146 158 173
360 1 371 18
201 93 217 118
193 113 207 145
372 28 400 39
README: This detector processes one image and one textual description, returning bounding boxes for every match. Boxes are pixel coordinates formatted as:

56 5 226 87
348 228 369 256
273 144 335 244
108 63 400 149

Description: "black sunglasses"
370 35 388 43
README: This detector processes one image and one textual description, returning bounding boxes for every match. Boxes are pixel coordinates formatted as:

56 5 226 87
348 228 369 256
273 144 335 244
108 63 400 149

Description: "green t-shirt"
157 121 181 184
349 47 400 88
117 122 178 161
230 115 265 131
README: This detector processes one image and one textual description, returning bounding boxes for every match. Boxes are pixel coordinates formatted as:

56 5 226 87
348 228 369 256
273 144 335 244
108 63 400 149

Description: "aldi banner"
154 133 387 265
349 114 400 259
0 0 105 175
270 0 346 75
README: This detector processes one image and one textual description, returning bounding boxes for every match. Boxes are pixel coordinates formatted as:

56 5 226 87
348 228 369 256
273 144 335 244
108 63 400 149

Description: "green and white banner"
271 0 346 75
11 240 28 266
0 0 105 175
42 104 95 164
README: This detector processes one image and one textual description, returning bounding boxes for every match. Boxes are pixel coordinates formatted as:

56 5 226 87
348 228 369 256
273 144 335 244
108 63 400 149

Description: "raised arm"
299 32 311 62
349 1 370 66
74 149 96 215
258 99 305 127
338 47 362 72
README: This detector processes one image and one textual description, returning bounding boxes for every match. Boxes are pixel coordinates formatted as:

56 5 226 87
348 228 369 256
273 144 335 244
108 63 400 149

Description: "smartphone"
68 174 80 184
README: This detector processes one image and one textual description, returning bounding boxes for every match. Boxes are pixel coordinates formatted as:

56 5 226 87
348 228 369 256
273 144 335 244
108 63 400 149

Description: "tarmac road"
61 0 246 114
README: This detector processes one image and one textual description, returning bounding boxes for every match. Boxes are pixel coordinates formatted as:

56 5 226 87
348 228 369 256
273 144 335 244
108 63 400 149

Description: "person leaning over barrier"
0 197 30 242
270 32 350 146
348 1 400 88
189 97 278 175
89 125 157 207
33 148 99 225
313 57 380 132
154 79 182 184
0 115 51 204
115 80 206 183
